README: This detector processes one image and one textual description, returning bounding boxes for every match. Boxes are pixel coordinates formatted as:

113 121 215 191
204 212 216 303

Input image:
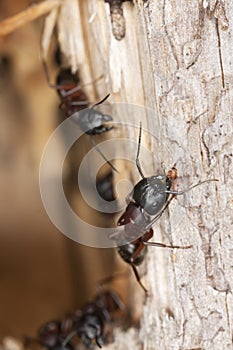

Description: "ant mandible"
112 123 218 293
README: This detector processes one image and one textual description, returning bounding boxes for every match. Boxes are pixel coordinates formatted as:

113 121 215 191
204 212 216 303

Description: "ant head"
72 109 112 133
133 175 171 216
77 315 104 349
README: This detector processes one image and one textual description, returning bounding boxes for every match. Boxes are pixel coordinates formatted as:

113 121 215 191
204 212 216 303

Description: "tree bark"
49 0 232 349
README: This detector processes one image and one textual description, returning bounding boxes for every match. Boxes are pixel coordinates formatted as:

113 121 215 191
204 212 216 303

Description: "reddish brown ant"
110 123 218 293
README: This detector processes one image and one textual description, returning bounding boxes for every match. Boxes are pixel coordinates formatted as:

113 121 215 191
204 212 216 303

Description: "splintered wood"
0 0 62 36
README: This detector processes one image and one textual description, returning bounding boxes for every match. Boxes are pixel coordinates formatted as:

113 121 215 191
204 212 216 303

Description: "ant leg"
69 93 110 109
131 263 148 294
136 122 145 179
41 59 51 85
69 100 89 107
90 135 119 173
95 335 104 349
108 291 125 311
61 84 83 97
60 76 104 99
129 232 153 294
141 238 192 249
62 74 104 98
96 289 125 312
62 331 77 347
141 226 191 249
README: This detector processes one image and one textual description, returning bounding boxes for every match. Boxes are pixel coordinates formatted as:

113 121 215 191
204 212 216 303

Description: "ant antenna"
42 58 54 88
90 135 119 173
165 178 219 195
144 178 218 232
91 93 110 109
136 122 145 179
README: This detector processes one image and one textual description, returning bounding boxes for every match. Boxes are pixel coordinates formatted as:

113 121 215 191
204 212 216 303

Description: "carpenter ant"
104 0 132 40
63 291 123 349
42 60 117 172
70 93 118 172
111 123 218 293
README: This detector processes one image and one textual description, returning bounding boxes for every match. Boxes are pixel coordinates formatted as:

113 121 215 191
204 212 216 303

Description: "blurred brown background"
0 0 118 340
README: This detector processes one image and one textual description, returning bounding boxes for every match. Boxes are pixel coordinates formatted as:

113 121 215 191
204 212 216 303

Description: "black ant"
42 60 118 172
63 291 124 349
111 123 218 293
104 0 133 40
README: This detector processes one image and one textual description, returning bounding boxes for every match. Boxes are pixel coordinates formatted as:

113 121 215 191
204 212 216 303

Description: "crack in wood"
201 127 211 166
215 18 225 89
198 224 231 293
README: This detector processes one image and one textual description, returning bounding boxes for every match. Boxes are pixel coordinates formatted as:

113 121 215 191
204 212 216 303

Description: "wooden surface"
54 1 232 349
